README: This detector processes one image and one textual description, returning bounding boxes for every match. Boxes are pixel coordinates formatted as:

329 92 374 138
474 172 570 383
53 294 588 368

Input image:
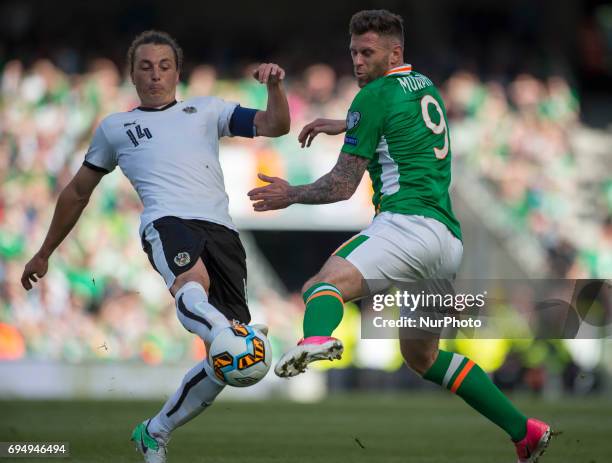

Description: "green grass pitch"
1 393 611 462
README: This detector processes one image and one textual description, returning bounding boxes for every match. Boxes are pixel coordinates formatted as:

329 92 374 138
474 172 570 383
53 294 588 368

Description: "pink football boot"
514 418 552 463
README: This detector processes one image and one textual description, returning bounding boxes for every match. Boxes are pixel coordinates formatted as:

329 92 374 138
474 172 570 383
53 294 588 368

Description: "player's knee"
171 267 210 296
301 273 341 296
301 277 318 295
400 343 438 375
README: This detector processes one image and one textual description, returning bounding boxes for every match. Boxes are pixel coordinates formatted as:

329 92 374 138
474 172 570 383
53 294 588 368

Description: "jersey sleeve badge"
346 111 361 130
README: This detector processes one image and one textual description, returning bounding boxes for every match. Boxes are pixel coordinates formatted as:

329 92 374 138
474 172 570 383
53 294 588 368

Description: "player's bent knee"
301 274 344 297
400 342 439 375
302 268 351 295
170 260 210 296
301 276 322 295
301 262 364 301
402 351 437 375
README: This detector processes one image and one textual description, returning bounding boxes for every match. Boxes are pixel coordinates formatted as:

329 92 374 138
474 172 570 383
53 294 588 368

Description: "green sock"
423 350 528 441
302 282 344 338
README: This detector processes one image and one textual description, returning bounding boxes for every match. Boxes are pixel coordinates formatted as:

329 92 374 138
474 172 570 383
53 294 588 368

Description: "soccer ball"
208 323 271 387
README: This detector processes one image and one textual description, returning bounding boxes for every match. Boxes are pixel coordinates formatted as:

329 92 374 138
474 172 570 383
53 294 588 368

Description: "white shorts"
335 212 463 295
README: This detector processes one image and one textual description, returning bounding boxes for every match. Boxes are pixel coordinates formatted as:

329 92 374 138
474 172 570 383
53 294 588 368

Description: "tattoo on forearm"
289 153 368 204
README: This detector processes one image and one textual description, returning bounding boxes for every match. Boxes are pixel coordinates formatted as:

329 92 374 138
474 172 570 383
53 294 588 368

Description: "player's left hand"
253 63 286 86
248 173 293 211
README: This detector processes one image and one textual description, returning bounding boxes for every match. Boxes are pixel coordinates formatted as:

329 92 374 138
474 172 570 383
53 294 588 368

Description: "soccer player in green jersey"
248 9 552 462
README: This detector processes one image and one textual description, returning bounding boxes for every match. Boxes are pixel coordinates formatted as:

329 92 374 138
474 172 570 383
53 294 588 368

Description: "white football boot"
275 336 343 378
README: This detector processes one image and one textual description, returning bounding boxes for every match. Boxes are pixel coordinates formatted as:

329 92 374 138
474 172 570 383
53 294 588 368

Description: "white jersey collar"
136 100 178 112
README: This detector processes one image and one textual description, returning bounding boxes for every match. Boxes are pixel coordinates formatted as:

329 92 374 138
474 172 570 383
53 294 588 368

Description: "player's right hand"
248 173 293 211
21 252 49 290
298 118 347 148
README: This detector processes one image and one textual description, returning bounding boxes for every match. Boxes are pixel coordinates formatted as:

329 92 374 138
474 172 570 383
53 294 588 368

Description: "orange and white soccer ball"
208 323 272 387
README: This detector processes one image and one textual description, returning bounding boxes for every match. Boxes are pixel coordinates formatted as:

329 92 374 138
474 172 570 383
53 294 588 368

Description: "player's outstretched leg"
131 281 230 461
131 359 225 462
402 340 552 462
275 282 344 377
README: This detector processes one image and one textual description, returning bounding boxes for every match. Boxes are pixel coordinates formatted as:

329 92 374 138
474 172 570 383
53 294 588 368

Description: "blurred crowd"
443 70 611 278
0 58 610 393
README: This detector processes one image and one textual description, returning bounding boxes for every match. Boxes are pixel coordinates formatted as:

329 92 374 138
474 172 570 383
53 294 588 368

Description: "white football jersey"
84 97 241 236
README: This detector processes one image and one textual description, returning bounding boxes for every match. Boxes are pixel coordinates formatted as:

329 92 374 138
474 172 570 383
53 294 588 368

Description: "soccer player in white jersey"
21 30 289 462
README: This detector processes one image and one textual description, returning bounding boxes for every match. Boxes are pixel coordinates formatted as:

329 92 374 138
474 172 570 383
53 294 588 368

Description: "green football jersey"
342 65 462 240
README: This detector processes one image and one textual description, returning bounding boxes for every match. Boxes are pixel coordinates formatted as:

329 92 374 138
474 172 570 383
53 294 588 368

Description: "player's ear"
390 42 403 67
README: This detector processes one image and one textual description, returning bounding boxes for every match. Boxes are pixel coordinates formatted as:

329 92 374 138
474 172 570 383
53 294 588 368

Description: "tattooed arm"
248 152 369 211
291 152 369 204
